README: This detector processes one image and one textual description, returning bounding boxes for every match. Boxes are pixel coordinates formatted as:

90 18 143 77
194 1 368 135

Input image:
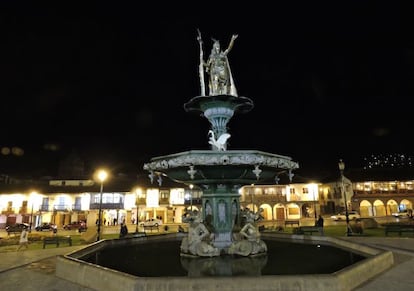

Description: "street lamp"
250 184 254 211
312 189 317 222
189 184 194 211
135 188 143 233
30 203 34 233
338 159 352 236
96 169 108 241
29 191 38 233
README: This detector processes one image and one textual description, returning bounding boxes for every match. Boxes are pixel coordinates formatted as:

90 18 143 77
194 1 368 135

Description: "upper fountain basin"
143 150 299 185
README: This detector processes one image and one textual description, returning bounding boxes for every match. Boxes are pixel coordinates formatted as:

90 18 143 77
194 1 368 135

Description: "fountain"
55 32 394 291
142 31 299 257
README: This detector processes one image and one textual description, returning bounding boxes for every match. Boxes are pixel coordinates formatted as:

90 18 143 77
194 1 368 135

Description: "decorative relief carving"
143 152 299 172
187 165 197 179
252 165 262 179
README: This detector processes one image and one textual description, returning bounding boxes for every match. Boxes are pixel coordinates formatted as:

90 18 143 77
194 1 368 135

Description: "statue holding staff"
197 31 238 96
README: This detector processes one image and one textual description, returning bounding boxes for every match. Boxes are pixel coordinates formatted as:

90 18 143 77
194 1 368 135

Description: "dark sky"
1 2 413 178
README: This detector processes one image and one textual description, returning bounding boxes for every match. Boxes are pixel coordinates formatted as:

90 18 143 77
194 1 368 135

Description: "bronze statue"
197 30 238 96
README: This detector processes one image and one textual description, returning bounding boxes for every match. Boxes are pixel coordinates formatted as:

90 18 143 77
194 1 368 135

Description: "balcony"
159 198 170 205
353 189 414 198
241 194 287 203
53 204 70 212
1 208 15 215
72 204 82 211
184 198 202 206
89 202 124 210
39 205 50 212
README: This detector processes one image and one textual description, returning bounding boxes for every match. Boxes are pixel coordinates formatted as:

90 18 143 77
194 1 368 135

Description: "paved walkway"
344 237 414 290
0 237 413 290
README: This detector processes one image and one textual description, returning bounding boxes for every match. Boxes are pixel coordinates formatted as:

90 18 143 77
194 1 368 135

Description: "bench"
43 235 72 249
294 226 322 235
285 220 300 227
143 225 159 232
123 232 147 238
384 225 414 236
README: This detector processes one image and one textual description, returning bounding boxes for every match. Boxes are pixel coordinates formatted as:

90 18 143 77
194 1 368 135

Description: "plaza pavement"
0 237 413 290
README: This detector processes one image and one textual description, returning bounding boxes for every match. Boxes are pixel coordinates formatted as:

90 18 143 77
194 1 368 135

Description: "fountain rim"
184 95 254 114
56 233 394 291
144 149 299 167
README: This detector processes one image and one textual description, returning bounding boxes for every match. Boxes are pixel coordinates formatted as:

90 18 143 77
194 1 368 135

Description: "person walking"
316 215 324 236
119 222 128 238
17 226 29 251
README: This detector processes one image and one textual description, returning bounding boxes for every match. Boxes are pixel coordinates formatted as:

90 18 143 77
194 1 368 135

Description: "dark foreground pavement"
0 237 413 291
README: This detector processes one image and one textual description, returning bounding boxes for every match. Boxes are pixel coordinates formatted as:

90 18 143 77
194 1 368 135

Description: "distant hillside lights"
364 153 414 169
1 146 24 156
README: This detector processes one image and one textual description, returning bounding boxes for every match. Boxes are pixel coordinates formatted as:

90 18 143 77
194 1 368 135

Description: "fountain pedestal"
202 185 240 250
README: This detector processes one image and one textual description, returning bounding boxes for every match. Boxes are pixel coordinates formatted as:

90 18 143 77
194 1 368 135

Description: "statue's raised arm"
224 34 238 55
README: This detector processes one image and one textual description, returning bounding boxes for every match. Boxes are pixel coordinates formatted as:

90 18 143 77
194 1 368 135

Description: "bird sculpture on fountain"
208 130 231 151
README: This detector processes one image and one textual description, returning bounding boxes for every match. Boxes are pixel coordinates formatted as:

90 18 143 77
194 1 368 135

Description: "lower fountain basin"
56 233 393 291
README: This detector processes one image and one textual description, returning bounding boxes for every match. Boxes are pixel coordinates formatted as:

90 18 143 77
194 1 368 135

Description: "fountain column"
184 94 254 250
201 184 241 250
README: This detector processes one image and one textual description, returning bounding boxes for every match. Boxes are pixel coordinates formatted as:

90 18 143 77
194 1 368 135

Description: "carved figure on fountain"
228 208 267 256
180 210 220 257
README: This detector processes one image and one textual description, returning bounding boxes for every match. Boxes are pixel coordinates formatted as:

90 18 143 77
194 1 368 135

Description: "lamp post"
29 191 38 233
30 203 34 233
250 184 254 211
189 184 194 211
96 169 108 241
135 188 142 233
312 189 317 222
338 159 352 236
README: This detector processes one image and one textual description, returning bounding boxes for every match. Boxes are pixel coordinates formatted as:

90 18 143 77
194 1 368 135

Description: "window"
74 197 81 208
160 191 169 199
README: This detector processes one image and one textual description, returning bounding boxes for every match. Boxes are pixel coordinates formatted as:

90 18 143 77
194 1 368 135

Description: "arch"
186 206 200 212
258 203 272 220
245 203 258 213
301 203 312 218
286 203 300 220
386 199 399 215
373 200 386 217
274 203 286 220
175 206 187 223
399 199 413 211
359 200 373 217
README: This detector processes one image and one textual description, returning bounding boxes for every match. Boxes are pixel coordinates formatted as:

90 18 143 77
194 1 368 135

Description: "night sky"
1 2 413 179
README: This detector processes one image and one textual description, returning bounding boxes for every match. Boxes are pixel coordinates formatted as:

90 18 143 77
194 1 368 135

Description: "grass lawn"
277 224 390 237
0 232 121 252
0 224 409 253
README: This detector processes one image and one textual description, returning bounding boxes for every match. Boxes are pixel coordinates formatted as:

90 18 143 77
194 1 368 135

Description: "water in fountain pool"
80 239 365 277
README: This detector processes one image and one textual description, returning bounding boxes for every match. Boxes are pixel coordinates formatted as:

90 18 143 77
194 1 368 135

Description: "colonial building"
239 182 321 220
1 167 413 230
346 168 414 217
0 174 191 229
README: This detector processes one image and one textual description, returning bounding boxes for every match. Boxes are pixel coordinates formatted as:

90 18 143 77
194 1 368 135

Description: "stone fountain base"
56 233 393 291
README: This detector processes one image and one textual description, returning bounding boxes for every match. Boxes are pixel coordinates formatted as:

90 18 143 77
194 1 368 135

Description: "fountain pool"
56 233 393 290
